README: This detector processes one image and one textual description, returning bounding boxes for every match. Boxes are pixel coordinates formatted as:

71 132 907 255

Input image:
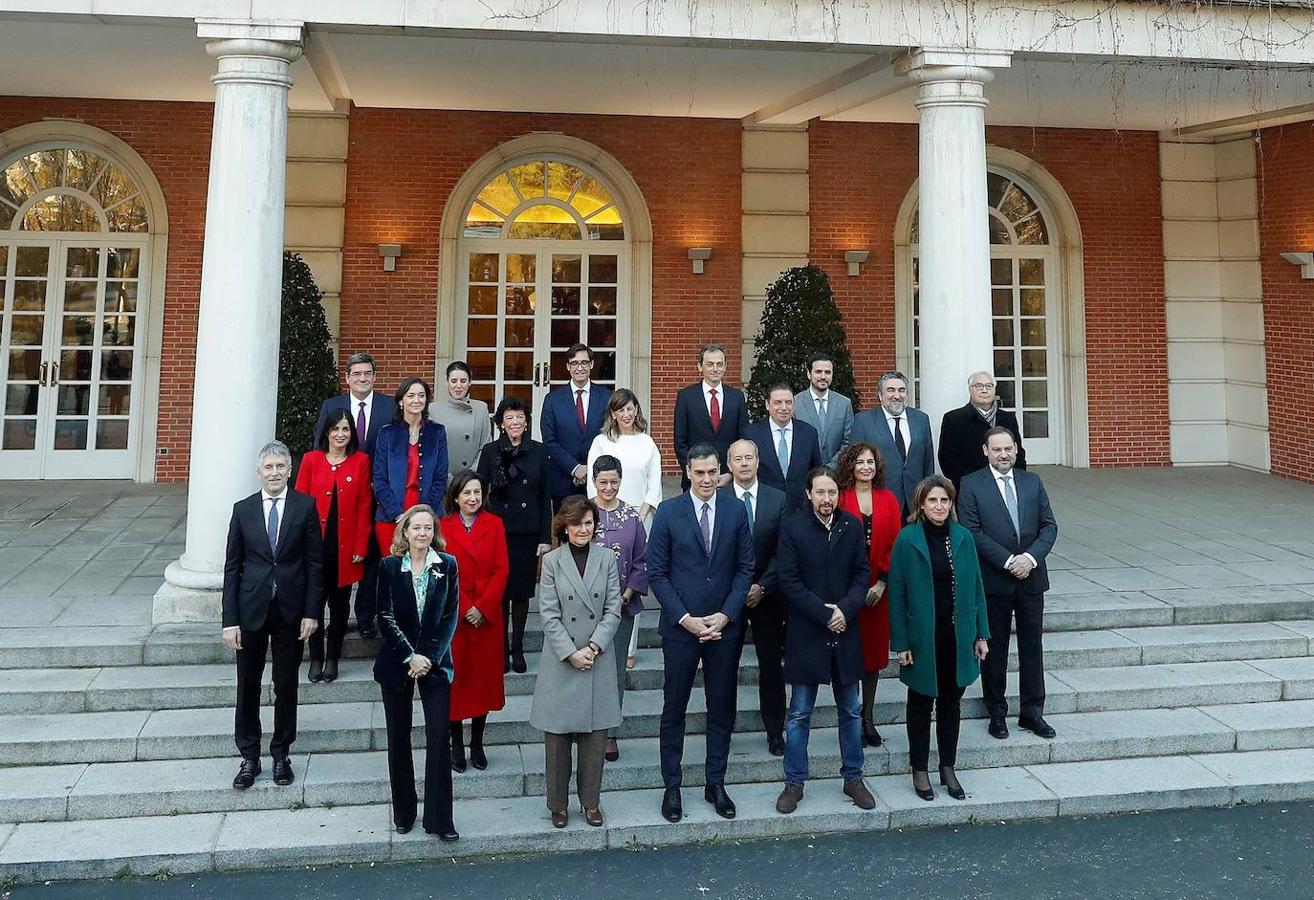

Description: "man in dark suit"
774 467 875 814
673 343 750 490
849 371 935 517
648 443 755 822
744 383 822 513
222 440 324 790
957 426 1059 741
312 351 395 638
541 342 612 508
792 352 854 467
938 370 1027 492
722 438 788 756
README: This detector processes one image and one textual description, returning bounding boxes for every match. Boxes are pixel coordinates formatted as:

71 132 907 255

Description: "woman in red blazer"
440 469 510 773
836 440 903 748
295 408 373 683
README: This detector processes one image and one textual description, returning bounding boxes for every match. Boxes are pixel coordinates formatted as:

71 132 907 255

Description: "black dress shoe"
940 766 966 801
988 716 1010 739
1018 716 1056 739
767 734 785 757
451 749 467 774
395 822 413 835
504 654 512 674
272 756 294 786
322 659 339 683
307 659 324 683
861 720 883 748
705 784 736 819
437 829 460 842
511 652 527 674
661 786 683 822
470 744 488 771
232 758 260 790
358 625 377 639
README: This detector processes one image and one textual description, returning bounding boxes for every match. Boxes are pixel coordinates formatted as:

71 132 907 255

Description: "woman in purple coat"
590 454 648 762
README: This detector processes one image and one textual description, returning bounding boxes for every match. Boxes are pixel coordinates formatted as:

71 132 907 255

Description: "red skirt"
859 598 891 674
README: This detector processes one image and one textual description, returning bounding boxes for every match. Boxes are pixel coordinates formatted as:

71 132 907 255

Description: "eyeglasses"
348 370 375 379
971 382 996 390
567 360 593 368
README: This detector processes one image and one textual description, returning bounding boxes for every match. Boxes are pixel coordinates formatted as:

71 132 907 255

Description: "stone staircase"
1 586 1313 883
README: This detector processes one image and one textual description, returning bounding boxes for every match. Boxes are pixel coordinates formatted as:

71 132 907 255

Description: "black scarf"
493 435 528 488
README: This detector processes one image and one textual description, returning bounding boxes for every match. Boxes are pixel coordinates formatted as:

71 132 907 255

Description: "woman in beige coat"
529 495 623 829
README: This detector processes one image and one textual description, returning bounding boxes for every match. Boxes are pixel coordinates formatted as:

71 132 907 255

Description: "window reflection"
463 158 625 240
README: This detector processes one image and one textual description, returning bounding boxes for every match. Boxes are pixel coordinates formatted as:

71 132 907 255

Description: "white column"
897 48 1010 446
155 20 304 624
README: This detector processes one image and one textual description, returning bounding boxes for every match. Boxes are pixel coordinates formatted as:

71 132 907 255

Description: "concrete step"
2 703 1296 824
3 748 1313 884
3 620 1308 714
0 658 1299 765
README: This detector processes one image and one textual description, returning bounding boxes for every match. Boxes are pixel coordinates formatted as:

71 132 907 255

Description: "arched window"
1 148 149 233
464 159 624 241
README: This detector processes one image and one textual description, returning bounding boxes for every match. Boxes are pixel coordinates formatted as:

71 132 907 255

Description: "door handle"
38 361 49 387
49 362 59 386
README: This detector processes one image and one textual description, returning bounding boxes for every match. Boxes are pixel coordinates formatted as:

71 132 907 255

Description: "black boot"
450 721 467 773
469 715 488 770
511 599 529 673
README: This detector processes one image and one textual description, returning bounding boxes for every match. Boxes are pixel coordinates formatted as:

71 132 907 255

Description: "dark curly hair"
835 440 885 491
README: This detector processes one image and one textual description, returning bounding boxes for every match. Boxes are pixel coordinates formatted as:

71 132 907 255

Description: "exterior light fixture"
688 247 712 275
1280 251 1314 279
378 243 402 272
844 249 870 276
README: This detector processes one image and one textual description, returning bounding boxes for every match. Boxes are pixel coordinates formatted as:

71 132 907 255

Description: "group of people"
219 341 1058 840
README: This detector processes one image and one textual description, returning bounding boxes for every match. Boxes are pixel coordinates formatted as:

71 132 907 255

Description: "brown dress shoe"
551 810 568 829
776 783 804 814
844 777 877 810
582 805 604 827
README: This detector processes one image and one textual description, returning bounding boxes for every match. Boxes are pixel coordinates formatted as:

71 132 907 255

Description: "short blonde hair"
390 504 446 556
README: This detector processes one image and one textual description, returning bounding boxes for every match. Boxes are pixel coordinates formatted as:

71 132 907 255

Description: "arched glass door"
0 146 151 479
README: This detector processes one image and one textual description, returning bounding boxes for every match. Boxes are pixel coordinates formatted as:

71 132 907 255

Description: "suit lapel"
983 472 1020 540
580 545 604 613
586 387 607 432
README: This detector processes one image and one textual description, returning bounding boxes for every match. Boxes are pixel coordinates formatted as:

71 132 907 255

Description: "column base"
153 560 223 624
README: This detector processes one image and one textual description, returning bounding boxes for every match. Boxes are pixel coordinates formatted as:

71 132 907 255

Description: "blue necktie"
777 427 789 472
699 502 712 555
267 496 280 554
743 490 755 531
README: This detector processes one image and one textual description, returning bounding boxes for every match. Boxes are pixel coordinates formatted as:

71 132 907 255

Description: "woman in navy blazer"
375 503 461 841
372 377 450 555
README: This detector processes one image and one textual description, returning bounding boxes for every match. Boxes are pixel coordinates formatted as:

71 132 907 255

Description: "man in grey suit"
849 371 935 517
957 426 1059 741
793 352 853 467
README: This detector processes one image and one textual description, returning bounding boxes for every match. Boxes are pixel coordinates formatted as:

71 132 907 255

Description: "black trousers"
308 584 353 662
380 676 454 834
981 590 1046 721
739 594 786 739
660 630 740 788
905 616 965 771
234 601 302 760
355 529 381 631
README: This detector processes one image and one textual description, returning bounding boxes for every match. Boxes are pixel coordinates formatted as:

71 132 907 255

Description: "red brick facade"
1257 123 1314 484
809 122 1169 467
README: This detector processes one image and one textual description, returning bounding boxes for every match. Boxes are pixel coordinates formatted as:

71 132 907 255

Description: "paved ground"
7 801 1311 899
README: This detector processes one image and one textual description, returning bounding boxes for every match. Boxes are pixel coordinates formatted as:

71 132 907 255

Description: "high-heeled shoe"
511 651 527 674
307 659 324 683
911 770 935 802
450 734 467 774
861 719 882 748
470 743 488 771
322 659 338 683
939 766 966 800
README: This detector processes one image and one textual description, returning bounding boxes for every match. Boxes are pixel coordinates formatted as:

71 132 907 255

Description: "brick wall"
810 122 1169 467
340 108 742 472
0 96 212 482
1256 123 1314 484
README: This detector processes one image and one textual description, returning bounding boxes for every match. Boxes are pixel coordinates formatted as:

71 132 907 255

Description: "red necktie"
709 388 721 431
575 389 586 430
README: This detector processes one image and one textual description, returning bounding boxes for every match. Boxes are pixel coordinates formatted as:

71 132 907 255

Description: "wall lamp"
844 249 870 277
1280 251 1314 279
378 243 402 272
688 247 712 275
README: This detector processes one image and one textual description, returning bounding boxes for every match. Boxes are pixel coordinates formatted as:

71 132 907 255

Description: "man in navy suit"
312 352 396 638
958 426 1059 741
849 371 935 517
673 343 750 490
744 384 822 513
648 443 755 822
540 342 612 508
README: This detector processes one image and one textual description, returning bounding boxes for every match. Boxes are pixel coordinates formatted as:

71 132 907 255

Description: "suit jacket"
372 420 450 522
294 450 373 588
476 437 552 541
938 402 1027 491
541 382 612 500
793 390 854 467
373 552 461 691
956 467 1059 597
647 492 755 643
314 392 396 456
718 482 786 594
221 489 324 631
776 509 871 686
673 382 750 477
850 406 935 512
744 418 822 513
530 542 624 735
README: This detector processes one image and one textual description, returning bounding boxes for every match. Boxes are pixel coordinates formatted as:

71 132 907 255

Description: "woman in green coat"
887 475 990 802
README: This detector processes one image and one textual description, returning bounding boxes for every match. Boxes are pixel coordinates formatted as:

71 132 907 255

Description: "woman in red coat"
295 408 373 683
836 440 903 747
440 469 510 773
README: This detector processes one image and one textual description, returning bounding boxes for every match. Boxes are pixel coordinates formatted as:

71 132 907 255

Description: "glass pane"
988 214 1012 245
463 205 502 238
986 172 1011 209
508 219 580 240
588 318 617 349
1023 410 1049 439
1 160 36 206
1015 214 1048 245
65 150 108 191
909 212 919 245
551 286 580 316
103 315 136 347
106 281 138 313
475 173 520 216
0 204 11 229
5 384 38 415
552 254 581 283
10 315 45 345
502 383 534 409
586 220 625 241
65 248 100 277
550 351 568 383
996 379 1016 409
547 162 586 201
106 196 148 232
13 281 47 311
550 318 579 347
62 281 98 312
16 246 49 277
570 175 615 219
469 383 495 407
468 253 497 282
594 351 617 382
1021 319 1046 347
990 258 1013 286
994 349 1015 378
589 255 618 283
912 318 919 346
23 194 102 232
466 318 497 347
89 163 138 212
100 349 131 381
62 315 96 345
506 286 535 315
468 285 497 315
98 385 131 415
106 248 140 279
504 319 534 348
504 352 533 381
991 288 1012 316
53 419 87 450
588 286 617 315
1020 288 1045 317
998 181 1039 223
506 254 535 283
1019 258 1045 286
3 419 36 450
58 384 91 415
62 349 94 380
508 162 547 200
1021 350 1047 376
992 319 1015 347
25 150 64 190
467 351 496 381
7 348 42 380
1021 380 1048 408
96 419 129 450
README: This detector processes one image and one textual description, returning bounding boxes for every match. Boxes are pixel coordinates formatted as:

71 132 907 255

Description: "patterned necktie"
1003 474 1021 537
743 491 755 531
356 400 367 444
709 389 721 431
266 496 280 554
817 396 827 427
893 416 907 462
776 426 789 472
575 389 586 430
699 501 712 555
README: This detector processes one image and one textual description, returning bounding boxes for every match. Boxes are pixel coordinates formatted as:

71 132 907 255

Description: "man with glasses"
849 371 935 518
313 352 395 637
541 342 612 510
937 370 1026 492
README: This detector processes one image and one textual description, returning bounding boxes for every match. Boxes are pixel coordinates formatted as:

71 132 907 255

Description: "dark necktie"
709 389 721 431
266 496 280 554
743 490 755 531
356 400 367 443
893 416 907 462
699 501 712 555
576 389 586 430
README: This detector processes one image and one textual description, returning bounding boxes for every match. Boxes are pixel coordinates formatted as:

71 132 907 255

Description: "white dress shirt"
570 380 592 421
349 390 375 441
809 389 830 421
882 407 910 450
772 420 794 465
989 465 1036 568
702 380 724 417
733 479 760 504
261 487 288 545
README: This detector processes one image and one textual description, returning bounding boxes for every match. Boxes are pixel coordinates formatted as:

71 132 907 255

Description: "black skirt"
504 532 540 604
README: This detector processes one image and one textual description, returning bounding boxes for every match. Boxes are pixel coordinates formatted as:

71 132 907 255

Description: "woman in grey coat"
428 361 491 475
529 495 623 829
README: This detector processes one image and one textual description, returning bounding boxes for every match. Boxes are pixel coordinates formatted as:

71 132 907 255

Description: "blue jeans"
783 677 864 785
